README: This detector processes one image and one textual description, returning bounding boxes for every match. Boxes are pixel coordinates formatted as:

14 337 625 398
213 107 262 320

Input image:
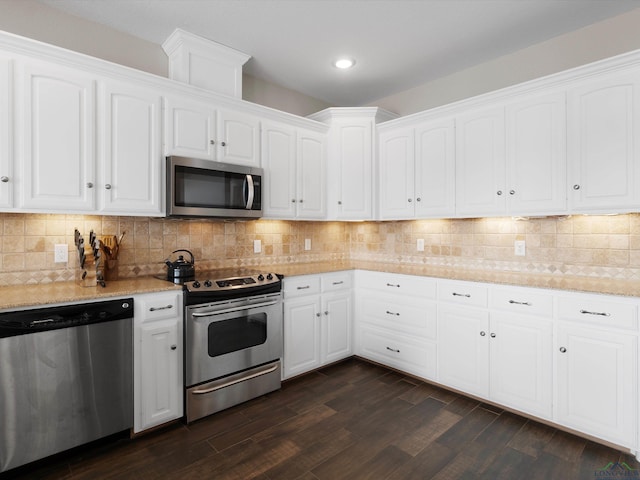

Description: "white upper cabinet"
99 79 163 215
378 127 415 219
261 121 297 218
567 68 640 212
18 60 96 211
414 118 456 217
217 109 260 167
506 92 567 215
0 57 11 209
455 105 506 217
329 119 373 219
262 122 326 219
165 98 260 167
164 95 216 160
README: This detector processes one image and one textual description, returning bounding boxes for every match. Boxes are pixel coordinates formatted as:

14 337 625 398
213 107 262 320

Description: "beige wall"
370 8 640 116
2 213 640 286
0 0 329 116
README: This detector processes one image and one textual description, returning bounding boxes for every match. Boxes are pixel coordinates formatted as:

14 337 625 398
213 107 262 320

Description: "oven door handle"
191 363 279 395
191 300 279 317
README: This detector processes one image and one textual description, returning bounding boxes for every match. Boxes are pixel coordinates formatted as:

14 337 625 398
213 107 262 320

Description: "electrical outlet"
514 240 526 256
304 238 311 251
253 239 261 254
54 244 68 263
417 238 425 251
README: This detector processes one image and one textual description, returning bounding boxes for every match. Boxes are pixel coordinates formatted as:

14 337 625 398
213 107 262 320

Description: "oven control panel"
184 273 280 293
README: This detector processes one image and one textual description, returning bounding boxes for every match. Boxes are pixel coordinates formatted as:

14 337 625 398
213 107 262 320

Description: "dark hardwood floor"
3 358 639 479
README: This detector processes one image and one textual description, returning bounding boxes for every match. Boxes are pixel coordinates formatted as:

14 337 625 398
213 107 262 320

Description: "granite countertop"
0 277 182 311
1 260 639 312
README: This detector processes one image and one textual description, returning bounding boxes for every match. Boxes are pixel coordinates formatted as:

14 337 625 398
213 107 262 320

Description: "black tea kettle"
165 249 195 280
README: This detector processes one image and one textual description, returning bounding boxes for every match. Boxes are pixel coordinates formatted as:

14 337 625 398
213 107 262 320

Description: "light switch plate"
54 244 68 263
304 238 311 251
514 240 526 256
253 239 261 253
417 238 425 251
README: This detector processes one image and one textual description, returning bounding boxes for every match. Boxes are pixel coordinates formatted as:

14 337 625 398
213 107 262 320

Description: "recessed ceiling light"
334 58 356 69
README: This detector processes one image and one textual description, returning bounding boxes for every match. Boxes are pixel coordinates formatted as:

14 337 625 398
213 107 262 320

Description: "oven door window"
207 313 267 357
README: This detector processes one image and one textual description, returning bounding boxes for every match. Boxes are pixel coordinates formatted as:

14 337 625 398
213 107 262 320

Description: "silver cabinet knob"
299 199 304 203
416 197 421 202
316 312 321 317
210 140 215 145
324 311 329 315
338 201 342 205
573 184 580 190
105 184 112 190
496 190 503 196
292 199 296 203
559 347 567 353
480 331 486 336
408 198 412 203
490 333 496 338
0 176 8 183
86 182 94 189
221 141 226 147
170 345 177 350
509 190 515 195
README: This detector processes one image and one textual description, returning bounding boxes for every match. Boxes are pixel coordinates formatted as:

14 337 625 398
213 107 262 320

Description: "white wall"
370 8 640 116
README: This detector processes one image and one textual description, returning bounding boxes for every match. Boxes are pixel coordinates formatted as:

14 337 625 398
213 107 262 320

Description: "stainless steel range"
181 271 283 423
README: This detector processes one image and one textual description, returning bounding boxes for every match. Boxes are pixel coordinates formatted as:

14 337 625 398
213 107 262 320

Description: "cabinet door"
331 120 373 220
556 325 636 447
568 69 640 212
322 291 352 364
296 129 326 219
217 109 260 167
489 313 553 419
437 304 490 397
100 80 162 215
283 296 321 378
415 118 455 217
261 122 296 218
139 318 182 430
506 92 567 215
19 61 95 211
164 96 216 160
0 57 11 208
378 128 415 219
455 106 506 217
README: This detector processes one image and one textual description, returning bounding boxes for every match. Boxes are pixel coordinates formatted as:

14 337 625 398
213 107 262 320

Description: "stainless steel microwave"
166 156 263 219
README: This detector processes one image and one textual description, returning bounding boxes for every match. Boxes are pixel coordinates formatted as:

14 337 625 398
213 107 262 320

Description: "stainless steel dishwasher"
0 298 134 473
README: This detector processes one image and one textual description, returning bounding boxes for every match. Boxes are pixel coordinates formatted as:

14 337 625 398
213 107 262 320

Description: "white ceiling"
35 0 640 106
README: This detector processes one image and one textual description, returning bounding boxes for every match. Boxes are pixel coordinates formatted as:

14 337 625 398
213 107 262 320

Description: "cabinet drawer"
284 275 321 298
557 295 638 330
322 271 352 292
490 287 553 317
359 325 436 379
356 270 436 299
438 281 488 307
138 292 181 322
360 294 437 340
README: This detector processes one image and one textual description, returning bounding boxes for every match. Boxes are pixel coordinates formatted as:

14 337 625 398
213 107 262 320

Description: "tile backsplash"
1 212 639 286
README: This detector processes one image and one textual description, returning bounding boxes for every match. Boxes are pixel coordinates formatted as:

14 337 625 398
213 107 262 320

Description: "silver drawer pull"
386 283 400 288
580 309 611 317
386 310 400 316
149 304 173 312
452 292 471 298
332 281 344 285
191 363 279 395
297 285 311 290
508 300 532 306
386 346 400 353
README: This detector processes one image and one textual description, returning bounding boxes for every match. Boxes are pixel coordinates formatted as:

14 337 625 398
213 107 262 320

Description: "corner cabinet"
133 291 184 433
262 121 326 219
283 272 352 379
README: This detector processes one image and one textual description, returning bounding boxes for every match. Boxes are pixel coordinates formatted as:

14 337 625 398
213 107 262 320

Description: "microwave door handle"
244 174 255 209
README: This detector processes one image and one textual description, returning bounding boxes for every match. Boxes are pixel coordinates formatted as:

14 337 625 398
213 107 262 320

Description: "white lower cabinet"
133 291 183 433
283 272 352 378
